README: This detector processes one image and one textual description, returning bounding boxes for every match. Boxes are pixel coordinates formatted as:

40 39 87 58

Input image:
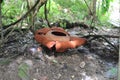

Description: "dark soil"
0 27 119 80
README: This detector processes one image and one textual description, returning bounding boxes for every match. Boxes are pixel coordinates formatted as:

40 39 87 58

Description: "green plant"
96 0 113 23
18 63 30 80
1 0 116 28
2 0 27 25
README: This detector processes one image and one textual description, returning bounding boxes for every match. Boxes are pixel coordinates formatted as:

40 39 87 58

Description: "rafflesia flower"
34 27 87 52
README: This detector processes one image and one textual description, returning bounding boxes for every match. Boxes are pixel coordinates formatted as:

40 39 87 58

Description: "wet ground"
0 27 119 80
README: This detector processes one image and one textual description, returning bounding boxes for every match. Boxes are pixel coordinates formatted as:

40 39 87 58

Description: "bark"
93 0 96 16
91 0 97 26
0 1 4 47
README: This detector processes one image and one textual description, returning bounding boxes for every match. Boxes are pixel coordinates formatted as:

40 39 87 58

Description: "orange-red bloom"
34 27 87 52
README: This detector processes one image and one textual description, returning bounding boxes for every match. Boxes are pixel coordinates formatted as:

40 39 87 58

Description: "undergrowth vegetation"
1 0 114 27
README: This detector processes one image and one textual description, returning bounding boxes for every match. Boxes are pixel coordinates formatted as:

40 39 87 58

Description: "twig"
99 36 118 52
44 0 51 27
83 0 97 34
84 34 119 38
0 0 4 46
84 34 119 53
4 25 15 41
83 0 93 15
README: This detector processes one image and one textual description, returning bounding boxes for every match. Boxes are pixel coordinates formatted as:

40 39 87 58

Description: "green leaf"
0 59 11 65
109 67 117 75
105 67 118 78
18 63 29 80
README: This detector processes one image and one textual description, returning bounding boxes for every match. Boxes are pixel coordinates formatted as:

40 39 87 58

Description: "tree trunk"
92 0 97 26
0 1 4 47
93 0 96 17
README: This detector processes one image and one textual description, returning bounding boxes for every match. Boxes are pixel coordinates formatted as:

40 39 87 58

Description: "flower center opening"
51 31 66 36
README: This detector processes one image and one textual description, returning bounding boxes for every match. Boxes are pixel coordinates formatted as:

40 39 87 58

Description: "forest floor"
0 26 119 80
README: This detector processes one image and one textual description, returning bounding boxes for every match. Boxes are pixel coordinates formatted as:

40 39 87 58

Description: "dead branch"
83 0 93 15
84 34 119 53
44 0 51 27
0 0 3 46
27 0 36 31
84 34 119 38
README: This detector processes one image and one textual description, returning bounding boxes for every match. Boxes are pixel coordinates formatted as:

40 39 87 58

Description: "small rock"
33 79 37 80
29 47 38 55
52 59 58 64
28 46 45 60
57 73 62 79
71 75 75 78
79 61 86 68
